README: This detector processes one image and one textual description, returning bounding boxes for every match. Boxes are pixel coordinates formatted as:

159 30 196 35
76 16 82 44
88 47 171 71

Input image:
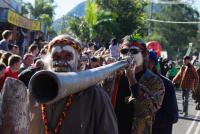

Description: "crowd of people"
156 53 200 115
0 30 45 91
0 29 200 134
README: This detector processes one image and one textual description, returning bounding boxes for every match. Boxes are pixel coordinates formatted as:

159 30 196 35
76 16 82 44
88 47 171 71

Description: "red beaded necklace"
41 95 74 134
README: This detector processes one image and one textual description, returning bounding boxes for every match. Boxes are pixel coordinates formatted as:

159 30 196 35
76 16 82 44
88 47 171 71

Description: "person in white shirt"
109 38 119 59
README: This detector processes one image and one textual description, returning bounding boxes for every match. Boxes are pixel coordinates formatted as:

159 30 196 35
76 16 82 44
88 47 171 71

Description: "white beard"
52 66 73 72
51 60 73 72
50 45 80 72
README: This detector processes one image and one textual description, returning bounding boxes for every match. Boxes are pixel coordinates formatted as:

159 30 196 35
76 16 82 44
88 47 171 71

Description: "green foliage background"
146 4 200 58
21 0 57 38
67 0 147 46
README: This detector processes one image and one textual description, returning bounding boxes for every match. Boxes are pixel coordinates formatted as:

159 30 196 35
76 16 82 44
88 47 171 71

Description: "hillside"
52 1 86 32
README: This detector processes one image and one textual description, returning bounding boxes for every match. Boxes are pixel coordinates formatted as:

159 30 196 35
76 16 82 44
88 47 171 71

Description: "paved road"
173 90 200 134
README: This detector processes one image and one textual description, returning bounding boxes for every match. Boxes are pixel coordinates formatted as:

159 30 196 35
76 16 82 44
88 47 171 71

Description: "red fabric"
111 75 120 107
173 65 199 90
147 41 162 56
121 41 145 50
0 67 18 91
5 67 18 79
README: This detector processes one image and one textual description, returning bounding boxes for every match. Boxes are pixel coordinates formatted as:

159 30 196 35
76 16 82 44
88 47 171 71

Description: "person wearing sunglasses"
112 34 165 134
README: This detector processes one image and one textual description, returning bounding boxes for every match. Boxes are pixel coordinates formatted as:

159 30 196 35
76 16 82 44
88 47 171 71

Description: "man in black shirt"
112 34 165 134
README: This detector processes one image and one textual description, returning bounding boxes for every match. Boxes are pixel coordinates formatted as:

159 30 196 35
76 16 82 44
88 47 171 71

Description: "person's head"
39 41 48 49
98 56 104 66
148 51 158 73
2 30 12 41
8 55 22 72
0 62 6 79
9 45 20 55
34 59 44 70
23 53 34 67
33 57 41 64
105 57 116 64
110 38 118 46
85 49 93 58
0 52 12 66
87 42 95 52
79 54 89 70
28 44 39 57
39 48 47 57
120 34 148 70
183 56 191 65
47 34 82 72
90 56 99 68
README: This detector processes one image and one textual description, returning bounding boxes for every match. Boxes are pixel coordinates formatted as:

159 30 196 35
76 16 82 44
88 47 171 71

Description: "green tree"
148 4 200 57
21 3 29 16
93 10 118 44
67 16 90 43
67 0 146 46
22 0 56 36
84 0 98 38
28 0 55 19
96 0 147 39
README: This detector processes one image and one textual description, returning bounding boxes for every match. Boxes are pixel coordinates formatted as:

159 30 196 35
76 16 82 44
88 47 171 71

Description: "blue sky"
23 0 86 19
23 0 200 20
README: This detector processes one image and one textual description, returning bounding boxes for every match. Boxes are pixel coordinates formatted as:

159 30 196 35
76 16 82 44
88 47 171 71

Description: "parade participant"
28 44 39 58
79 53 90 70
0 52 12 66
0 30 12 51
4 55 21 79
87 42 95 54
109 38 120 59
9 44 20 55
19 53 34 73
0 55 21 90
112 34 165 134
172 56 199 116
90 56 100 68
148 51 178 134
29 34 118 134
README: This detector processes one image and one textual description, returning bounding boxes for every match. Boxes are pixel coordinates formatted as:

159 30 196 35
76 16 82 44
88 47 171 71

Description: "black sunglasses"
120 48 142 55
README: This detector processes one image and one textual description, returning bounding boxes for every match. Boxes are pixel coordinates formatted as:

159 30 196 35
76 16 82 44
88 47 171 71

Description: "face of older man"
50 45 80 72
120 45 144 67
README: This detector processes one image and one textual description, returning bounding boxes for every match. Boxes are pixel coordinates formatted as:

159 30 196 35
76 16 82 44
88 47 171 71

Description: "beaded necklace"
41 95 74 134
